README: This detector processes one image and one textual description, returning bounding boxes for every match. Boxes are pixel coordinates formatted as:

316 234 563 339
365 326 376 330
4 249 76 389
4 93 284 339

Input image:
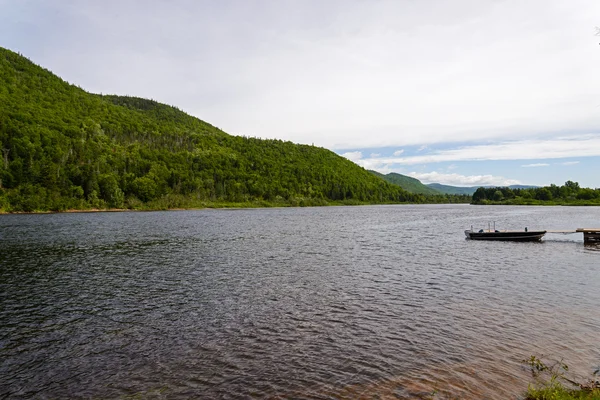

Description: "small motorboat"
465 224 546 241
465 229 546 241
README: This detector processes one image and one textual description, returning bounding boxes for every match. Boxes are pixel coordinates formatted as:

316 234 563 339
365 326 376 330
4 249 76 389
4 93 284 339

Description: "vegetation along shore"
523 356 600 400
471 181 600 206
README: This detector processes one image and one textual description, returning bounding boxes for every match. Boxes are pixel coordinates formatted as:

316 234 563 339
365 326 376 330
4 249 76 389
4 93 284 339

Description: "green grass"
523 356 600 400
526 382 600 399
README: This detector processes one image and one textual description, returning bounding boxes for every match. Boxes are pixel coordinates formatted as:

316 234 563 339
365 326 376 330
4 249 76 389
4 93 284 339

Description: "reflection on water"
584 243 600 252
1 205 599 399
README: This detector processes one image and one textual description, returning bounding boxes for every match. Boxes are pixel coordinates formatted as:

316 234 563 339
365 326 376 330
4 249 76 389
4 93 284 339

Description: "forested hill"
0 47 426 212
369 171 441 195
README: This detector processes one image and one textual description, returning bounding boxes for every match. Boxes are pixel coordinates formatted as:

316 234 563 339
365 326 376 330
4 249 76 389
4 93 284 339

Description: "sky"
1 0 599 187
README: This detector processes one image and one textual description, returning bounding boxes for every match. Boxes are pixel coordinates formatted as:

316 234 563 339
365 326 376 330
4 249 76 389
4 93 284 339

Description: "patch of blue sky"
338 143 597 188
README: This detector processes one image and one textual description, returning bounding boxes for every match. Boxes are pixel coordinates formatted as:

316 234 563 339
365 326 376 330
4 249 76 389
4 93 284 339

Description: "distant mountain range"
427 183 539 195
369 171 538 195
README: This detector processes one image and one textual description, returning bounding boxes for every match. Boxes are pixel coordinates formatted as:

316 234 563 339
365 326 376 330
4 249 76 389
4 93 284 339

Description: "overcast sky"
2 0 599 187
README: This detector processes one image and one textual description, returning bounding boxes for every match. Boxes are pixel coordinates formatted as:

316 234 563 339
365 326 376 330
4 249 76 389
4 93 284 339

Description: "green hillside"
369 171 441 195
0 47 426 212
426 183 477 195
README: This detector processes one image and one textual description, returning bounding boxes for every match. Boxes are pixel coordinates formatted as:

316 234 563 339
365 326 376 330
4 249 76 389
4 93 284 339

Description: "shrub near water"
527 385 600 400
524 356 600 400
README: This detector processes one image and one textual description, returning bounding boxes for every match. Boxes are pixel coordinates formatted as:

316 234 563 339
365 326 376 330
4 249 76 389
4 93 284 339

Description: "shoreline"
0 201 473 215
5 201 600 216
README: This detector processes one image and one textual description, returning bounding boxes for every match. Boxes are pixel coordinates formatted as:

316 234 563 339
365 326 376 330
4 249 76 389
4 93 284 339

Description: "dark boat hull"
465 230 546 242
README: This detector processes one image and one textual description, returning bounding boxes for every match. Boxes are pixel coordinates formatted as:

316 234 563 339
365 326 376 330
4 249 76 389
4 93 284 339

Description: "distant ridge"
427 183 539 196
369 171 441 195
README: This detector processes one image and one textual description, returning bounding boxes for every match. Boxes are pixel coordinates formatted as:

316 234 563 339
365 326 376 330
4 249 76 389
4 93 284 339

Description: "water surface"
1 205 599 399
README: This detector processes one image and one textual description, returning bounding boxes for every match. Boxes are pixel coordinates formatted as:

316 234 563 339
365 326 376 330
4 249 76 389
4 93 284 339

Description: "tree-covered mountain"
369 171 441 195
0 47 432 212
426 183 477 195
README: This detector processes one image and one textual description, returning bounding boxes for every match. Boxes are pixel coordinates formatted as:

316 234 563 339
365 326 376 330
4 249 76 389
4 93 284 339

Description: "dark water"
1 205 599 399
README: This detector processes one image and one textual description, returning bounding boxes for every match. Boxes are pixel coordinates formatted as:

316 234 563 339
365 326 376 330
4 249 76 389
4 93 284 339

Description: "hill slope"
426 183 478 195
369 171 441 195
0 47 422 211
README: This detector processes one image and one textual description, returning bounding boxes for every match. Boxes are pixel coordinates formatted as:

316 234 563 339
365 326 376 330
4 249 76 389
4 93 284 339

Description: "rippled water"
1 205 599 399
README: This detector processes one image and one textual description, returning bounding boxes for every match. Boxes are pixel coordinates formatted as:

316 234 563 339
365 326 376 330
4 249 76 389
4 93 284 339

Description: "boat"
465 227 546 242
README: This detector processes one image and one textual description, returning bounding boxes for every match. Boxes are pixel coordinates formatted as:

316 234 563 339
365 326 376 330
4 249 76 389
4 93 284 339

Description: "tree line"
472 181 600 205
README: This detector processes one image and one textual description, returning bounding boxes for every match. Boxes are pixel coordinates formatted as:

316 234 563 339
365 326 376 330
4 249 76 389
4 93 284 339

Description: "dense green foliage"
0 47 438 212
472 181 600 205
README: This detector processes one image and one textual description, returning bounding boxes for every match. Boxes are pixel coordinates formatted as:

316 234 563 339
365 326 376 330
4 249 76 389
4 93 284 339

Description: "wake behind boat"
465 223 546 242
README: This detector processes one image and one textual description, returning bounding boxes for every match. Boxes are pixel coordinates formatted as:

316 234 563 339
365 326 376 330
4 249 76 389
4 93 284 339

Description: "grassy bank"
526 384 600 400
524 356 600 400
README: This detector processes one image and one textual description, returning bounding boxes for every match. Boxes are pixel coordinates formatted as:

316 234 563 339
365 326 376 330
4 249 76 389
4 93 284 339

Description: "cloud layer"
2 0 599 150
406 172 521 186
352 135 600 168
342 135 600 185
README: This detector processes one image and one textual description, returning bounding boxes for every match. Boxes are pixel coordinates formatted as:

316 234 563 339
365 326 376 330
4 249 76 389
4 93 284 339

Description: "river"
1 205 599 399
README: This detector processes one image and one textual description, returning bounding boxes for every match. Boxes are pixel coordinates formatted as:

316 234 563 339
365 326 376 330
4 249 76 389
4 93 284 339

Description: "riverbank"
0 200 393 214
523 356 600 400
0 195 471 214
526 385 600 399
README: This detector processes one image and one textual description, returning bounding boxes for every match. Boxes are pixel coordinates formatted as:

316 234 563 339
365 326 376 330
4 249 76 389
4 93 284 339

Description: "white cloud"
341 151 363 162
407 171 521 186
559 161 580 166
352 157 387 171
354 135 600 166
522 163 550 167
393 149 404 156
370 152 381 158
